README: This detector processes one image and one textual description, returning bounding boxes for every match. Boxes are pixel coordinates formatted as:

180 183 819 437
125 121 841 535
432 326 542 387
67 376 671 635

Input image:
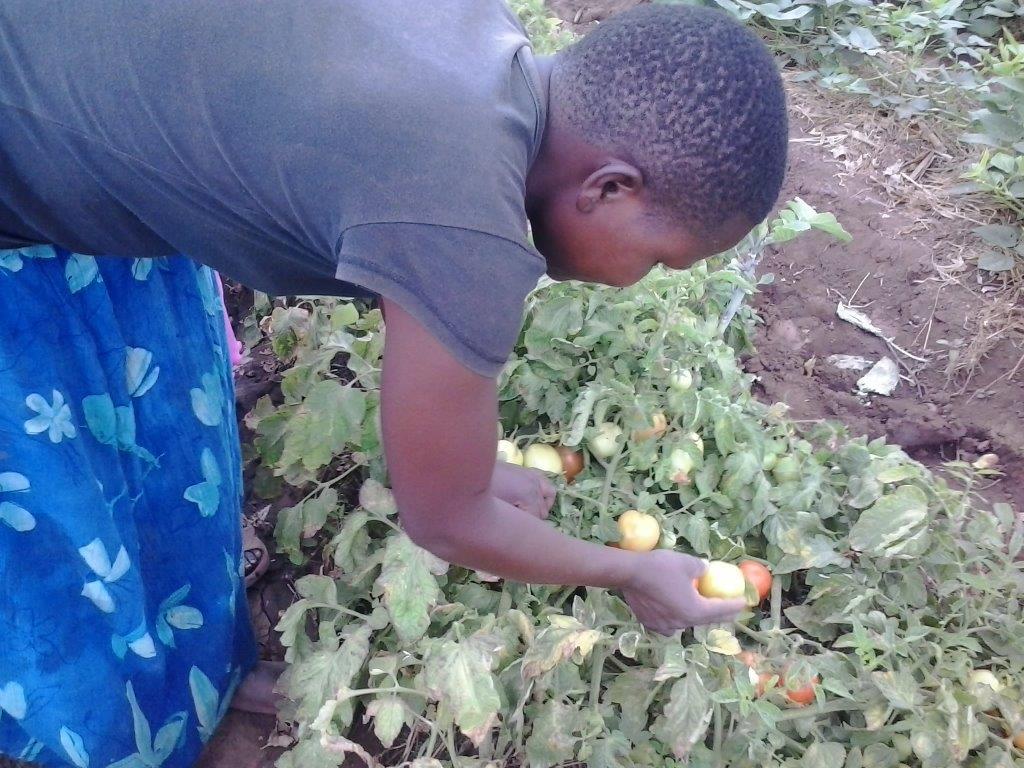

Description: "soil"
753 115 1024 510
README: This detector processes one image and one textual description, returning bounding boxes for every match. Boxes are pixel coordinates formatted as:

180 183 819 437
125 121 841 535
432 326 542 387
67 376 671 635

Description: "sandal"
242 520 270 588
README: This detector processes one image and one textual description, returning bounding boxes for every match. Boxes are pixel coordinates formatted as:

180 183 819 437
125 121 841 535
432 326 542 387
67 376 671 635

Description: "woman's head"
526 5 788 286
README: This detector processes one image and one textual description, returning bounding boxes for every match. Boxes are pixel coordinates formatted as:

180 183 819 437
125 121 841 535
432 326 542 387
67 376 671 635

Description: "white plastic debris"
827 354 874 371
857 357 900 396
837 303 884 335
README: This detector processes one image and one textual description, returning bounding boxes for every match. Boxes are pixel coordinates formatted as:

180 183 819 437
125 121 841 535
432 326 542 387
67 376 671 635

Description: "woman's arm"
380 299 743 632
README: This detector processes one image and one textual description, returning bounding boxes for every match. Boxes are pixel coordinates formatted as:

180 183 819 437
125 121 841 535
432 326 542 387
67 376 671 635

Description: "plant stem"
773 700 863 721
589 646 608 713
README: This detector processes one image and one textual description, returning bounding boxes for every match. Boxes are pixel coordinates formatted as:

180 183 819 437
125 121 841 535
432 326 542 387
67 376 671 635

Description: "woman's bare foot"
230 660 286 715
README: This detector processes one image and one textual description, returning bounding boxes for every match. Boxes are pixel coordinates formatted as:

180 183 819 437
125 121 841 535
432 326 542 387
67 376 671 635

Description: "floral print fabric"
0 248 256 767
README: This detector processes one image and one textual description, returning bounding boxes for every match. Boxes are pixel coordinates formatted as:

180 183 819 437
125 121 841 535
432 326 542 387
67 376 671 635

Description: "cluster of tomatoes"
496 429 828 707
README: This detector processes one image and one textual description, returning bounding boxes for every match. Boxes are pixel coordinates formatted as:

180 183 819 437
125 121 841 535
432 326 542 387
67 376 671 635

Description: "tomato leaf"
848 485 929 558
281 380 366 473
525 699 580 768
521 615 606 679
423 637 502 746
374 534 446 645
653 673 712 759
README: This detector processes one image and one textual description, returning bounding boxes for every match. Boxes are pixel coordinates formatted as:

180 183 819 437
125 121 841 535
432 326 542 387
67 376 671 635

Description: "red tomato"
556 446 584 483
739 560 773 603
785 675 820 706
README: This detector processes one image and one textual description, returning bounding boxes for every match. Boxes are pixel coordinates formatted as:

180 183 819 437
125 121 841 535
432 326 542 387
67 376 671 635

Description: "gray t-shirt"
0 1 547 376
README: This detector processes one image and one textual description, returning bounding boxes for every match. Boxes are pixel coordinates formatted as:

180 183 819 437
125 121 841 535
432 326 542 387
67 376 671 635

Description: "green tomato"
670 369 693 391
588 423 623 460
771 455 801 483
668 448 694 484
892 734 912 761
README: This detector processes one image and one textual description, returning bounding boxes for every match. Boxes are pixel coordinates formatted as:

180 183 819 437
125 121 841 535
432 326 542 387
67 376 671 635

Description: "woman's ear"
576 162 644 213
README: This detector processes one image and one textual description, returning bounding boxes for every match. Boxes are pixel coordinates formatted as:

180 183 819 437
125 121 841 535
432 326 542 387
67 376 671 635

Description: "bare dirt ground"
755 95 1024 510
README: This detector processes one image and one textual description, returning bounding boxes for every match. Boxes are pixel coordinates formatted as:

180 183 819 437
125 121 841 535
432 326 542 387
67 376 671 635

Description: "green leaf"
281 380 366 472
974 224 1020 249
423 637 502 746
802 742 847 767
275 490 339 565
876 465 919 484
871 669 923 710
525 699 580 768
978 251 1016 272
844 26 881 52
374 534 446 644
653 673 713 760
521 615 606 679
849 485 929 558
365 696 406 748
654 644 689 682
327 510 371 574
295 575 339 605
606 668 654 742
286 623 372 724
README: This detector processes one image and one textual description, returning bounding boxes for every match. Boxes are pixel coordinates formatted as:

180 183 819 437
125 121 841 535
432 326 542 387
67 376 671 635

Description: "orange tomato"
785 675 820 706
632 412 668 442
739 560 772 603
757 672 776 697
556 446 584 483
737 651 761 669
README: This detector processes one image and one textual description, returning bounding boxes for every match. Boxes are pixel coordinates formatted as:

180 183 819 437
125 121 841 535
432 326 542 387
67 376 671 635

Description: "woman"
0 247 275 767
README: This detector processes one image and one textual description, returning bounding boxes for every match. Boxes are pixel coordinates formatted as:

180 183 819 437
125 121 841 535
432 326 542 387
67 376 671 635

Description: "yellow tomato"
523 444 563 475
588 423 623 460
697 561 746 600
496 439 523 466
616 510 661 552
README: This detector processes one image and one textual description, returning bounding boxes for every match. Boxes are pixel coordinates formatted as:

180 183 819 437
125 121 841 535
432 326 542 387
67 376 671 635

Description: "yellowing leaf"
525 699 580 768
849 486 929 558
705 629 741 656
364 696 406 748
423 638 501 746
653 673 712 759
358 478 397 517
281 380 366 473
374 534 446 645
521 615 607 679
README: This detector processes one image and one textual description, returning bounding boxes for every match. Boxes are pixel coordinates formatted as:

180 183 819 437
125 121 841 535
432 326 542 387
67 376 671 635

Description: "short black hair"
552 4 788 234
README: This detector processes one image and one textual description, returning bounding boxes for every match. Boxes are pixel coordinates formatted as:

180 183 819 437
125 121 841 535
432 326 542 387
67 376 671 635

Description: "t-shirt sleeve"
334 222 546 377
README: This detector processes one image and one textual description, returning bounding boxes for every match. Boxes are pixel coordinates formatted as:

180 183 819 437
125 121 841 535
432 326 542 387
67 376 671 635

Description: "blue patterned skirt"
0 247 256 767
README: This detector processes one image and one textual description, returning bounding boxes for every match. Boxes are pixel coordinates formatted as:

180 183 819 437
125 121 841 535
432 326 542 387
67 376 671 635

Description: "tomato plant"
244 193 1024 768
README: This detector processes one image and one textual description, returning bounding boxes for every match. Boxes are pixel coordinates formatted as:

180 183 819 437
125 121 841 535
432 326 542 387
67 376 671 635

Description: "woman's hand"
491 462 556 519
621 549 746 634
